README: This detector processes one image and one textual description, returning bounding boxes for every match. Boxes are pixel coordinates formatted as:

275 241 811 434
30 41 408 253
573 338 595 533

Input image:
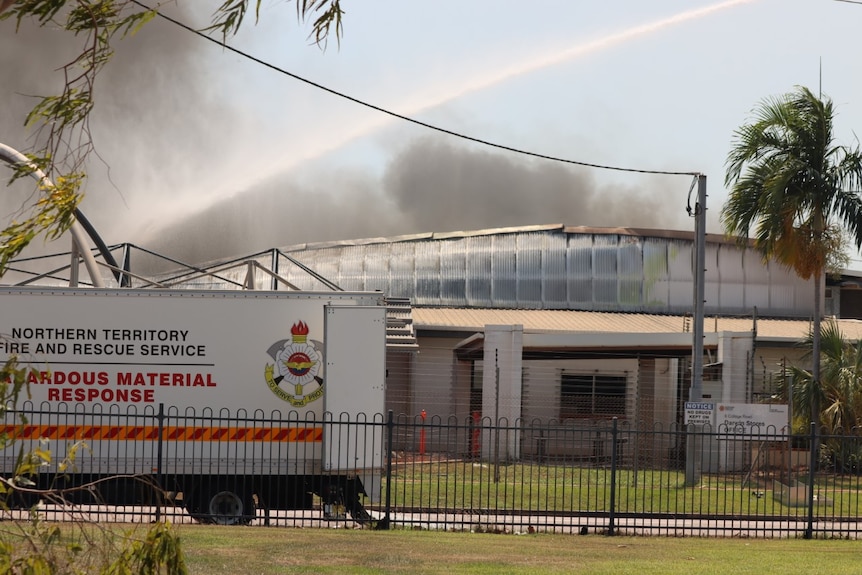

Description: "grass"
386 460 862 517
176 525 862 574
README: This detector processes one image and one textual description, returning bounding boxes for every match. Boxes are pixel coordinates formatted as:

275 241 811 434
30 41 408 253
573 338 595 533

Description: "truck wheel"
208 489 255 525
185 484 255 525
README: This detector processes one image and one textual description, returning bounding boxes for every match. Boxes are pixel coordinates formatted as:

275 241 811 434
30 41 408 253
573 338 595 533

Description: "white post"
0 143 104 287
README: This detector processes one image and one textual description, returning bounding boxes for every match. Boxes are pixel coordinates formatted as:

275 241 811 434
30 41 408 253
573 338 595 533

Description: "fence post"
379 409 394 530
804 421 816 539
607 417 618 536
419 409 427 456
155 403 165 523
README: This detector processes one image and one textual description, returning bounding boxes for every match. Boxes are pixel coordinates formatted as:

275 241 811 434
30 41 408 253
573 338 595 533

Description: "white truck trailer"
0 287 392 524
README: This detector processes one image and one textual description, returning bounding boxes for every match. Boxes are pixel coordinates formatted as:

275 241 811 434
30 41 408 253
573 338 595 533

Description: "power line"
132 1 700 178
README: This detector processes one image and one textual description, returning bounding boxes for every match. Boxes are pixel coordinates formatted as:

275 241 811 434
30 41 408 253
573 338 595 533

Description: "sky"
2 0 862 266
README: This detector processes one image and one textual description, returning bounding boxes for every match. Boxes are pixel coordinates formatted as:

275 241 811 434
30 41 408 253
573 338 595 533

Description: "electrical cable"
131 1 701 178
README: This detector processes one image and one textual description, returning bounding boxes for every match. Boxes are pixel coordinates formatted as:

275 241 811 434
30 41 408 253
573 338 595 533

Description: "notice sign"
684 402 715 425
716 403 789 438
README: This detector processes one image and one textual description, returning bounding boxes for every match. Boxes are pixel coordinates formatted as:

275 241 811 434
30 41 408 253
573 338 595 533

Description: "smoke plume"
0 4 238 241
142 136 691 263
2 9 691 270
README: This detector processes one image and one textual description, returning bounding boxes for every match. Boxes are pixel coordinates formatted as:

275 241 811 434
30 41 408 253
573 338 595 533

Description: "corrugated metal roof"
269 225 814 317
412 308 862 342
119 224 815 319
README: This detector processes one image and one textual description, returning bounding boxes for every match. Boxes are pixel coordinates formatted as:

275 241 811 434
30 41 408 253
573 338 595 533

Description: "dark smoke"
0 4 230 240
382 137 688 233
144 136 691 264
2 9 691 270
0 16 72 224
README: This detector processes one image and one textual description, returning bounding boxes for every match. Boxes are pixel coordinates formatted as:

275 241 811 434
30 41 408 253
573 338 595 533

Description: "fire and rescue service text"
2 326 218 403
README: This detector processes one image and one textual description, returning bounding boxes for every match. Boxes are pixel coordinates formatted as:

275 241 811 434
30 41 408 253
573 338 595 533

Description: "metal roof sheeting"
271 225 813 317
143 225 815 319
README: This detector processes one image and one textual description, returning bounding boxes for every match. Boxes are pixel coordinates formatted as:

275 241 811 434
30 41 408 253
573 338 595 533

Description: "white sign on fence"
716 403 789 438
684 402 715 425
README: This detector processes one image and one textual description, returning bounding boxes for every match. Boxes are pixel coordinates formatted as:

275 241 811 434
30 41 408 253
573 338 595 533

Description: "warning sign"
684 402 715 425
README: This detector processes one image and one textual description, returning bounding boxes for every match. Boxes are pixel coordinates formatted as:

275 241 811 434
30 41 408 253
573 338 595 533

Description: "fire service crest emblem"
264 321 324 407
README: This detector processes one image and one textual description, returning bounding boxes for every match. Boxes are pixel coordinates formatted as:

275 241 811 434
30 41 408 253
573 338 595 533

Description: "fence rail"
3 403 862 538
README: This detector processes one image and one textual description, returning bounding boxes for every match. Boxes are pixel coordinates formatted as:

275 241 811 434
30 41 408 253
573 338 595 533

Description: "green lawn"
176 525 861 575
386 460 862 517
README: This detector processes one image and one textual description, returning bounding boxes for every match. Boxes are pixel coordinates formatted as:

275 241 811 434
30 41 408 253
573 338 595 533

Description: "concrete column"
719 331 755 404
481 324 523 460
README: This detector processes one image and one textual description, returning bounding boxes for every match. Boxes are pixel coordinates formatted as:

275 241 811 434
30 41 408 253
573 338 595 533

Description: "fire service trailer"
0 287 391 524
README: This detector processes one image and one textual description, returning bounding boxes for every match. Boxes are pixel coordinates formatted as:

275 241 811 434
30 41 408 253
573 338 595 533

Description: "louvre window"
560 374 626 418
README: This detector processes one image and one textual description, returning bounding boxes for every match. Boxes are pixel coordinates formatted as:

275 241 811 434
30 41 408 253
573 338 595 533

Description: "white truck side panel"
0 287 387 475
323 306 386 472
0 288 381 412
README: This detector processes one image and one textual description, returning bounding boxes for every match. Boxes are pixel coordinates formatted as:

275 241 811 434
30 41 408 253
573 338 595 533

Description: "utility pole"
685 174 707 485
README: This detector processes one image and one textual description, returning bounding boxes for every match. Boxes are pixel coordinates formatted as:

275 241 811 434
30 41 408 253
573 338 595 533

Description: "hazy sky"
3 0 862 265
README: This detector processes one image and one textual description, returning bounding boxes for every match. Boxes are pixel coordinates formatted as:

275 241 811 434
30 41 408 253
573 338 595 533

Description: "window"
703 362 722 382
560 373 627 419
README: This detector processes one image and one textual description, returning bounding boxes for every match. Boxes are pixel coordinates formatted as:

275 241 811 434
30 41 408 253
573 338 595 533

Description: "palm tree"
781 320 862 470
782 320 862 433
723 86 862 430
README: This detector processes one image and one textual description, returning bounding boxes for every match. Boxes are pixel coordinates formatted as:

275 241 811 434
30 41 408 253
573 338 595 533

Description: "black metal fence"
3 403 862 538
